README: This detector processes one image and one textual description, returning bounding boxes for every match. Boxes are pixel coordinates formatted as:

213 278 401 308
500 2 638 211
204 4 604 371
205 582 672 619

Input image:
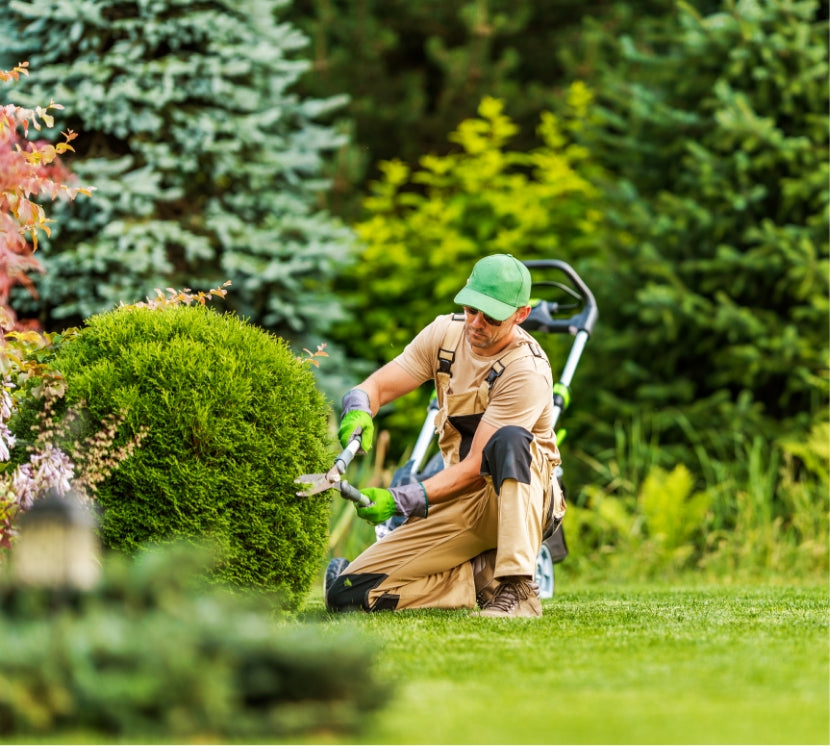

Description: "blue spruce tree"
1 0 353 347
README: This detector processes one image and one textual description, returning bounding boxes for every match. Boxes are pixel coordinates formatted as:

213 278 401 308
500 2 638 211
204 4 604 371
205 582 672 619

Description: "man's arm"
360 362 499 506
339 359 425 453
355 417 497 525
353 354 499 513
419 419 498 506
355 360 423 414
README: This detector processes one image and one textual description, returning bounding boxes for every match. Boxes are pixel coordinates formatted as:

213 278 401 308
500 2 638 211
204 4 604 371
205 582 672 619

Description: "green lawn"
299 580 829 745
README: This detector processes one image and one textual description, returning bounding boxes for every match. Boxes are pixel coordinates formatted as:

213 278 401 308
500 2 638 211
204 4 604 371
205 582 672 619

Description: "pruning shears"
294 431 371 507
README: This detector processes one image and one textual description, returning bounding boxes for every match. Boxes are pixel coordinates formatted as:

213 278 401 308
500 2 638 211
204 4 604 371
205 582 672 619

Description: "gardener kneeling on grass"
325 254 565 618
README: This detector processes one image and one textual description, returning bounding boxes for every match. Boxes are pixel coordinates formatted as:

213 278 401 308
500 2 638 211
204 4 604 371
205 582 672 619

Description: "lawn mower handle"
521 259 598 337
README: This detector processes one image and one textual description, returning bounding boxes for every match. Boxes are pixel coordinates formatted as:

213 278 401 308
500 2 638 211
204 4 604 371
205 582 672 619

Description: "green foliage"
1 0 354 355
11 303 334 609
0 287 234 550
563 414 829 582
699 421 830 578
568 0 829 457
288 0 679 218
556 0 829 583
0 543 385 741
639 464 710 561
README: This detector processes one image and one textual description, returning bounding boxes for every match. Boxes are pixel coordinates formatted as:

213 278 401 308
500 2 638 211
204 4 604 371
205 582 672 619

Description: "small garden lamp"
13 488 101 591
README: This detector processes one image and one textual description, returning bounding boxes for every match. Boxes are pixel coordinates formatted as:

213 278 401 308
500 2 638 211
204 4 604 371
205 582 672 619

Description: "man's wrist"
341 388 371 415
418 482 429 518
390 482 428 518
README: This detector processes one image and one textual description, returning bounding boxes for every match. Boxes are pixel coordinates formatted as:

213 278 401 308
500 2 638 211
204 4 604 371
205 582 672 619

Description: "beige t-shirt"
392 314 559 464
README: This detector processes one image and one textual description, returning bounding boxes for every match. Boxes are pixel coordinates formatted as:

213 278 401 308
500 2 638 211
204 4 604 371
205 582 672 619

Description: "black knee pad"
480 425 533 493
326 572 388 612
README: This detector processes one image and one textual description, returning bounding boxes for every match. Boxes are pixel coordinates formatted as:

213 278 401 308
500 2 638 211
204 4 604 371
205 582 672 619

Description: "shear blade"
294 474 330 497
295 464 343 497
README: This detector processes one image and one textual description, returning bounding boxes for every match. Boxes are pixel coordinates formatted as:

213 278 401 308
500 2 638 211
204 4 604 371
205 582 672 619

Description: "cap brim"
453 287 519 321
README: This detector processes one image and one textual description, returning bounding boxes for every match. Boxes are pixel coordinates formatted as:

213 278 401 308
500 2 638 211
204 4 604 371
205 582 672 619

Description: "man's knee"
480 425 533 493
326 571 391 612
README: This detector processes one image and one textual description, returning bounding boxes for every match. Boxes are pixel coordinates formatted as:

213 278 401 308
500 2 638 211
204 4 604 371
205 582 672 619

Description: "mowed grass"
301 580 829 745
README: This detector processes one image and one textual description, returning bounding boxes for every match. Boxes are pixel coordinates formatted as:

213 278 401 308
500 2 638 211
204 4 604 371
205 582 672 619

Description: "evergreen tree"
288 0 680 219
1 0 353 349
570 0 829 455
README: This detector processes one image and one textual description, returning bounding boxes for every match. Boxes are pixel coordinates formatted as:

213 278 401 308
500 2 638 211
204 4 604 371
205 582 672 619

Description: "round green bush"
15 304 333 609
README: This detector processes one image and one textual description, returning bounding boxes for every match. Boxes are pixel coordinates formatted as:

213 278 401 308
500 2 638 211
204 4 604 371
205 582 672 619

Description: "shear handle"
333 429 362 475
338 480 371 508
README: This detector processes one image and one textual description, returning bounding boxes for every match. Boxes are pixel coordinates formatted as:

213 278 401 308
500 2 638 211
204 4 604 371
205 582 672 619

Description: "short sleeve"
391 315 455 385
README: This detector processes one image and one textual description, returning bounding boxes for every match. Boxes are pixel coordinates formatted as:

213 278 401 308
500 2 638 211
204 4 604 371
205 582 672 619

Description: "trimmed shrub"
11 303 333 609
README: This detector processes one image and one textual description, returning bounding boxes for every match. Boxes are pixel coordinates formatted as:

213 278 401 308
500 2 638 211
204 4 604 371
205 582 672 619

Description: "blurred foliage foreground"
0 543 384 743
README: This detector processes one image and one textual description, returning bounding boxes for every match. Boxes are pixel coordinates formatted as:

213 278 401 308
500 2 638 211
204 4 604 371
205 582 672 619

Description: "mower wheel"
535 543 555 599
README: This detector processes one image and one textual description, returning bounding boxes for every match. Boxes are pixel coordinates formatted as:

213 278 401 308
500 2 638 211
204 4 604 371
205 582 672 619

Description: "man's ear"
513 305 532 325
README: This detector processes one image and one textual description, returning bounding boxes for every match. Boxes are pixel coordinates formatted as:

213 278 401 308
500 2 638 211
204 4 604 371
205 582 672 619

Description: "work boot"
323 557 349 611
478 577 542 618
471 549 498 608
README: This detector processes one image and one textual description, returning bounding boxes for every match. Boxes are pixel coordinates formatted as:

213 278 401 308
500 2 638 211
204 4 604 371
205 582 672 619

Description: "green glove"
338 410 373 451
338 389 374 451
355 484 429 525
356 487 397 525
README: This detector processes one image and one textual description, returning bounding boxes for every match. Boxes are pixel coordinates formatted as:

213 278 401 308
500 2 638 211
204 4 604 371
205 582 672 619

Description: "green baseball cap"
454 254 532 321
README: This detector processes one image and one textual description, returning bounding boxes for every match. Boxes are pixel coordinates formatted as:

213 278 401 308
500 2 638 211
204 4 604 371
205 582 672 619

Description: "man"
325 253 564 618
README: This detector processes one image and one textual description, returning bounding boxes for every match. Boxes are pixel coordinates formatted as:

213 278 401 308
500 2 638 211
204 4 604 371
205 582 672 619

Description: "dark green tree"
1 0 354 352
288 0 682 218
567 0 829 458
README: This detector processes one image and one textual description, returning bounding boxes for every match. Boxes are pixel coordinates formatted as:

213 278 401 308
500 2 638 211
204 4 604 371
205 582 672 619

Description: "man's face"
462 306 525 355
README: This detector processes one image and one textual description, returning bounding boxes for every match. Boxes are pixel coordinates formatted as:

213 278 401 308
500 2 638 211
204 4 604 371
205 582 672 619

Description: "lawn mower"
376 259 598 598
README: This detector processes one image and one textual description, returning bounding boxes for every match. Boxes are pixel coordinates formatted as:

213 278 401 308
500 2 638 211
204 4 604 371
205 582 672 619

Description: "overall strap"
435 314 466 384
482 340 546 390
434 314 465 412
436 316 546 406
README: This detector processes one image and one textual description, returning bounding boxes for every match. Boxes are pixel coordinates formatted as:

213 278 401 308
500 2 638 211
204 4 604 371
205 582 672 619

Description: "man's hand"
338 389 374 451
338 410 373 451
355 487 396 524
356 483 429 525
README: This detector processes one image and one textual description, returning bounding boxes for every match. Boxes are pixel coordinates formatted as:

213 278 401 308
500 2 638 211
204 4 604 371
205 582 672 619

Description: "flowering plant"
0 62 94 331
0 63 101 548
0 322 150 549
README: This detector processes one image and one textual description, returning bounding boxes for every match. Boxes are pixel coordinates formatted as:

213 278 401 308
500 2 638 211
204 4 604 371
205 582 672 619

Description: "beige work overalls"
337 317 564 611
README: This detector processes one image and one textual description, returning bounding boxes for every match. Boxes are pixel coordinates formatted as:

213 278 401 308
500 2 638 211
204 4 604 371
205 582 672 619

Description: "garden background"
0 0 827 743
